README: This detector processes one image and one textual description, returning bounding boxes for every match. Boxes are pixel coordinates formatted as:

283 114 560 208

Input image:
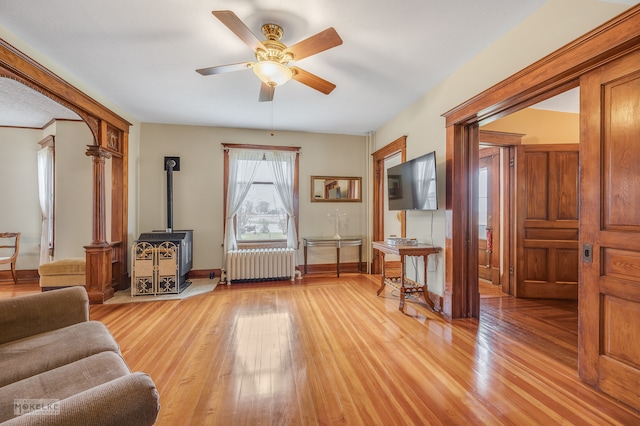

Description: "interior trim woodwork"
442 5 640 319
303 262 363 275
443 7 640 126
371 136 406 274
0 38 131 302
0 269 38 282
479 130 524 146
478 132 521 295
0 40 130 131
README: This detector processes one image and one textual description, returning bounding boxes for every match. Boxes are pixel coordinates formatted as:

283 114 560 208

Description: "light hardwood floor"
2 275 639 425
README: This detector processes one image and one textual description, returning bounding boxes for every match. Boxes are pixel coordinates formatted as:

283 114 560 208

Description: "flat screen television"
387 151 438 211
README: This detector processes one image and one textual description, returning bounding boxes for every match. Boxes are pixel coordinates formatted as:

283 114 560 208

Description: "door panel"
579 49 640 410
556 152 579 220
516 144 579 299
524 152 548 220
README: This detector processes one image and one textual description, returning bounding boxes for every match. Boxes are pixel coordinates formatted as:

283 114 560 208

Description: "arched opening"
0 77 94 268
0 39 130 302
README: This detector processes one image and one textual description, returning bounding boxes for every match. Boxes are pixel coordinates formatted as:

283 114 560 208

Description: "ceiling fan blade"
259 83 275 102
212 10 266 53
196 62 251 76
290 67 336 95
285 28 343 61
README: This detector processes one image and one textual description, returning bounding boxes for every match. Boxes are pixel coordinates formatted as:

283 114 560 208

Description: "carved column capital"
85 144 112 160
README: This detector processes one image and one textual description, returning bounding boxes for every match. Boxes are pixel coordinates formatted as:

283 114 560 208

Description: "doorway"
0 40 131 301
478 147 501 287
476 132 521 297
451 57 640 412
443 6 640 408
371 136 406 274
476 99 581 371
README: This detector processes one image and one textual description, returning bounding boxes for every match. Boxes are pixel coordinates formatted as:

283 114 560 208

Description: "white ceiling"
0 0 632 133
530 87 580 114
0 78 81 127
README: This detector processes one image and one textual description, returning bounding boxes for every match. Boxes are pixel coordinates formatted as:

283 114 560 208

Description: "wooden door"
515 144 579 299
478 148 500 284
579 49 640 410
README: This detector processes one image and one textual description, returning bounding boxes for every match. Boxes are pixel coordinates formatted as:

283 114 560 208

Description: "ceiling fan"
196 10 343 102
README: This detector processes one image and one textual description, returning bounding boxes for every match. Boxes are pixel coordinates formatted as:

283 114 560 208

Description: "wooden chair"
0 232 20 284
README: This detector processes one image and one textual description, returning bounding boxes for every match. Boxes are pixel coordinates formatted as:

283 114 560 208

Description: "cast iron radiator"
226 248 296 283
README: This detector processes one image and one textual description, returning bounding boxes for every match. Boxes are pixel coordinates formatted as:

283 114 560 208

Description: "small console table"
372 241 441 313
303 237 362 277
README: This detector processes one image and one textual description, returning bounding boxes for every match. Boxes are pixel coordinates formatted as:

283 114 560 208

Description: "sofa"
0 287 160 425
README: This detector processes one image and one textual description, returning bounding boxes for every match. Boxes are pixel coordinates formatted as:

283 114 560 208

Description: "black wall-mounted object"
164 156 180 171
164 157 180 231
387 151 438 211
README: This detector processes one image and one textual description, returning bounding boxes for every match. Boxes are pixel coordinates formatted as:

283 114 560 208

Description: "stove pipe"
164 157 179 232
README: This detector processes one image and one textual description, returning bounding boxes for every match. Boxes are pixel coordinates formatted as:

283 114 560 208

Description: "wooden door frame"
371 136 406 274
505 145 516 296
442 6 640 319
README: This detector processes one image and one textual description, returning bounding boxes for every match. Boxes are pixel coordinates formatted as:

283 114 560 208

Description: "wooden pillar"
85 144 113 303
444 123 479 319
444 125 460 319
109 130 128 291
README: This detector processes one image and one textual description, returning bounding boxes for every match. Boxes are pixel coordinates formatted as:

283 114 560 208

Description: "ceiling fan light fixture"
252 61 292 87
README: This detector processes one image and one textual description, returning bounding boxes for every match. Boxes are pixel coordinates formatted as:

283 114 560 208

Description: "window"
223 144 299 250
37 135 55 264
236 165 287 242
478 166 488 240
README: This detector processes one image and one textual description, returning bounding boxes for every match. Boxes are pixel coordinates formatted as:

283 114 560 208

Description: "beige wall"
128 122 140 268
53 121 94 260
0 121 95 270
139 124 367 270
0 23 142 272
481 108 579 144
0 127 42 270
372 0 628 296
0 0 630 282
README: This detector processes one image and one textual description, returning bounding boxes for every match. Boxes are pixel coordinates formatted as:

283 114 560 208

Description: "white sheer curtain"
223 148 263 261
412 155 435 210
37 146 54 264
265 150 297 249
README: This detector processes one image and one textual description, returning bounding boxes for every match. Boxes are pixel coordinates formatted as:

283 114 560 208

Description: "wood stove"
131 157 193 295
